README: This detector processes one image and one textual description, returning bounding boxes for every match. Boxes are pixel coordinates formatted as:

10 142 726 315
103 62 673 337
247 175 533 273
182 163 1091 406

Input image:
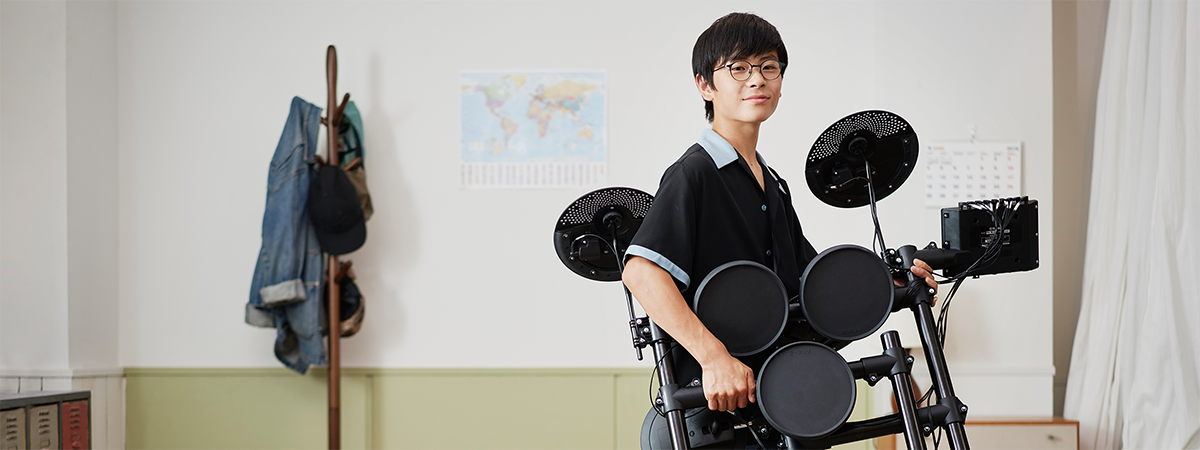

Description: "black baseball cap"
308 165 366 255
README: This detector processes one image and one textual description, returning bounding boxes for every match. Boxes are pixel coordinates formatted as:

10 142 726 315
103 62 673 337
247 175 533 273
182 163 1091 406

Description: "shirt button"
761 204 767 211
766 249 772 256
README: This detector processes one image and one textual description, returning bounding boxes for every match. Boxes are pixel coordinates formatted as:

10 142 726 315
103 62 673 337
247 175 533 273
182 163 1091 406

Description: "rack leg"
899 244 969 450
914 303 968 450
648 322 689 450
882 332 925 450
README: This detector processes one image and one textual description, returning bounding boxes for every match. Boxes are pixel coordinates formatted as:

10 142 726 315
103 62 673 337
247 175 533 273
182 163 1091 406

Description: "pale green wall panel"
124 368 879 450
126 369 369 449
614 373 655 450
832 380 872 450
372 373 615 449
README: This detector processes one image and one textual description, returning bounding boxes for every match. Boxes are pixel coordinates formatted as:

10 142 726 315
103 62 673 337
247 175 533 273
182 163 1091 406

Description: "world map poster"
460 71 606 188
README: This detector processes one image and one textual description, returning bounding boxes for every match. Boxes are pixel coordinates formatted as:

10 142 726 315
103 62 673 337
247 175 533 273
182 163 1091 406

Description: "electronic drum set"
552 111 1039 450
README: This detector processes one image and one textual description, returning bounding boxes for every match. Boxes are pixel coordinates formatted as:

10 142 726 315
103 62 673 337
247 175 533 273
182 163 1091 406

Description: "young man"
622 12 938 416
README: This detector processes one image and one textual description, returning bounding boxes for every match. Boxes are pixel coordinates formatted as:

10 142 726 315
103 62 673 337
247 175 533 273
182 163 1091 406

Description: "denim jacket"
246 96 327 374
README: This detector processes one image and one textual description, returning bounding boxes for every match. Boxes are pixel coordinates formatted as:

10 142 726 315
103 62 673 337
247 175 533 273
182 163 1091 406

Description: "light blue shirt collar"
697 129 739 168
697 128 772 169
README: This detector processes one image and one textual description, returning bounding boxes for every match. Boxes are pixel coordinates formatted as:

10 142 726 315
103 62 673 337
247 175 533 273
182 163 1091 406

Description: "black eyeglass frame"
713 60 786 81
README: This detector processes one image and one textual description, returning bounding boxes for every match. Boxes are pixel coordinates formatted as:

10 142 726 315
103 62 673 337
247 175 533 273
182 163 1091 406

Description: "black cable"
647 342 706 421
933 197 1026 345
932 425 943 450
576 233 622 265
732 410 770 450
934 197 1026 285
863 160 887 255
911 384 937 449
649 342 679 417
910 197 1026 449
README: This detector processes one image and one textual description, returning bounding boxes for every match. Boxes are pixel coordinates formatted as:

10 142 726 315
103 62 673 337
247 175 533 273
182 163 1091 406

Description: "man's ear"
695 74 715 102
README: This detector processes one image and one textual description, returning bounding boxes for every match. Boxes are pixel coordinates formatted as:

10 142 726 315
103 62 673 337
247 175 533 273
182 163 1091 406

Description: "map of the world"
460 72 606 188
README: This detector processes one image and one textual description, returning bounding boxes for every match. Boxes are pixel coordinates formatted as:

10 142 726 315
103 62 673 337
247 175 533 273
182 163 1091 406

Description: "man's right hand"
699 352 756 411
622 256 757 412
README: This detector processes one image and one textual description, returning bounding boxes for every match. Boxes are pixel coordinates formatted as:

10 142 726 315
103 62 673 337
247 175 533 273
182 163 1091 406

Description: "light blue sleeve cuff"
626 245 691 289
245 303 275 328
259 279 305 306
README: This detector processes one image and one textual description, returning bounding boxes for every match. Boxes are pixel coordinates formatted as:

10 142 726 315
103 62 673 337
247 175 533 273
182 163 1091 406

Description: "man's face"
698 53 783 126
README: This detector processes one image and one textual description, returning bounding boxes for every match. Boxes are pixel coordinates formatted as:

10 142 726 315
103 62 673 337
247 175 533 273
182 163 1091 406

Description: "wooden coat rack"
323 44 348 450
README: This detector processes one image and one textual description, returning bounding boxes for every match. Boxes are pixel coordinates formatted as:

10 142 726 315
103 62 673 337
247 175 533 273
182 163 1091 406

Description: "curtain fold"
1064 1 1200 449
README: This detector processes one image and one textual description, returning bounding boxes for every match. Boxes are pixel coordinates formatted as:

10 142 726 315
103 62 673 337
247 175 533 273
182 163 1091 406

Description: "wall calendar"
924 141 1022 207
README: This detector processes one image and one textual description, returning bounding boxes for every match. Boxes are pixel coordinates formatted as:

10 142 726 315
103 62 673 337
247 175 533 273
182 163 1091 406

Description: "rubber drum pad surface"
756 342 856 439
693 261 789 356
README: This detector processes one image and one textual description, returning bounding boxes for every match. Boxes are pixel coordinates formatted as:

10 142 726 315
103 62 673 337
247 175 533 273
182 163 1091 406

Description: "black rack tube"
649 321 690 450
609 228 644 361
898 245 970 450
882 331 925 450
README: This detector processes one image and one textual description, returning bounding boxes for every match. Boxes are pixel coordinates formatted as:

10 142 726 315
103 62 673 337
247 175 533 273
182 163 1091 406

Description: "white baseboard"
0 367 123 378
869 369 1056 418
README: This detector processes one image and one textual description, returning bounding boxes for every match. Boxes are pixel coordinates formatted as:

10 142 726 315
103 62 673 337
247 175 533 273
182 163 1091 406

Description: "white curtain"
1064 1 1200 449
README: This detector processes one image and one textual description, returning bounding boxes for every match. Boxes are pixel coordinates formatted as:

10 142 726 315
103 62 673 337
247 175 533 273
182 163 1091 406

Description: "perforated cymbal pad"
805 110 918 208
693 261 789 357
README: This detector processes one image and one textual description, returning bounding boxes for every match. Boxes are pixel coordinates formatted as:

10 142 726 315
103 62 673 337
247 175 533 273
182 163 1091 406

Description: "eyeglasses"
714 60 785 81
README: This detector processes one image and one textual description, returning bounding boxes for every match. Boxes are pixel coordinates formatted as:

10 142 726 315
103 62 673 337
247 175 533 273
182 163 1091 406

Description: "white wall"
66 0 121 374
2 4 125 446
1 0 72 375
841 0 1056 416
1 0 121 375
109 0 1054 416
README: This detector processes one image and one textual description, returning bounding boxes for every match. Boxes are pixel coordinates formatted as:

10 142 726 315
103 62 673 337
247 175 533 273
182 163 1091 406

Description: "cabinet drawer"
61 400 88 450
2 408 26 450
966 423 1077 449
26 405 57 450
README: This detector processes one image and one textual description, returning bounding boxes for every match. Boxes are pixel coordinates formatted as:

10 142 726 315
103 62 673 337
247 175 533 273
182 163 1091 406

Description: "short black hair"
692 12 788 123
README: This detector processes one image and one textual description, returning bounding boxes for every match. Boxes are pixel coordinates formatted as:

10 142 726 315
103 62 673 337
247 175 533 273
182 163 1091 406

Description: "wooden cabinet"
957 418 1079 450
876 417 1079 450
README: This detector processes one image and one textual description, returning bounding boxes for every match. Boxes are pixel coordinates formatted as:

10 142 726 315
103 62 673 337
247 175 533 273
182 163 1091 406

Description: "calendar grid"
924 142 1022 206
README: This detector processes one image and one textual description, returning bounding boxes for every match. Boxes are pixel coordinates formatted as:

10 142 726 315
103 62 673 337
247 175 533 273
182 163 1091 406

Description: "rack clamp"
937 396 969 426
851 346 914 387
630 316 652 349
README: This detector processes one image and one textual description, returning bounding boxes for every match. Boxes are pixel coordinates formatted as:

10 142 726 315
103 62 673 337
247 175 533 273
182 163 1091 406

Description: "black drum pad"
800 245 894 342
640 406 745 449
693 261 789 357
757 342 856 439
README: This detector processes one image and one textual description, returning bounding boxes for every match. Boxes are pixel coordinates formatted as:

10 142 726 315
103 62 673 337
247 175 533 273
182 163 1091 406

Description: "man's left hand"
895 258 939 306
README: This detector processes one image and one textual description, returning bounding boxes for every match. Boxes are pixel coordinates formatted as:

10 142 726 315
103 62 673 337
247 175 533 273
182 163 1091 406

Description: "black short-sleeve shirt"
625 129 821 398
628 129 819 305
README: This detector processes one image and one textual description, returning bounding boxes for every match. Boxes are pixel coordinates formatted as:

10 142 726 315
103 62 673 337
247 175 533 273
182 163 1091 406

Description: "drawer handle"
1048 434 1061 441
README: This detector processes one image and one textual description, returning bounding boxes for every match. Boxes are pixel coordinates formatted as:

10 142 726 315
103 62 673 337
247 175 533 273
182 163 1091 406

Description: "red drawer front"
61 400 89 449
